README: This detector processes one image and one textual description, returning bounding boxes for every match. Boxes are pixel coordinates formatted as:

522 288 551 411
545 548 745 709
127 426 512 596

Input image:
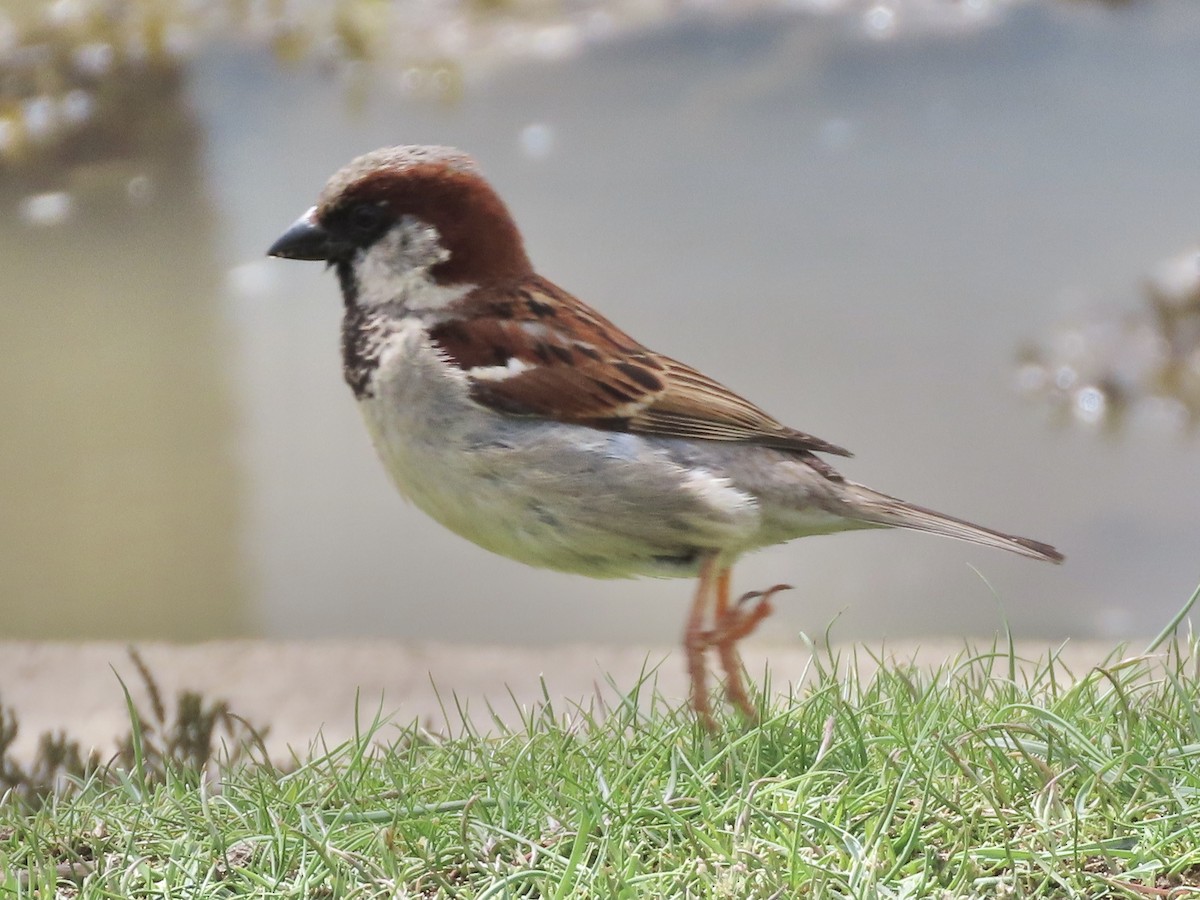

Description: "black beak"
268 207 332 261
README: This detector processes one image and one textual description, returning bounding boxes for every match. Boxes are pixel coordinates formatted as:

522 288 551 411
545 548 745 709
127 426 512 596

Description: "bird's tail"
843 483 1064 563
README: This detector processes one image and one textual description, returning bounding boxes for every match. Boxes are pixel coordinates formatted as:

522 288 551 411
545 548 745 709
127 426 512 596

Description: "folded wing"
429 275 851 459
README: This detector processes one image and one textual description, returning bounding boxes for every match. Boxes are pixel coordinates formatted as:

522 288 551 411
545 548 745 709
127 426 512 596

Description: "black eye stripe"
335 201 391 247
351 204 386 232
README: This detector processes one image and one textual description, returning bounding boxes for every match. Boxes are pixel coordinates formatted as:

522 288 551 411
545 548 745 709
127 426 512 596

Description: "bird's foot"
709 584 792 721
717 583 792 643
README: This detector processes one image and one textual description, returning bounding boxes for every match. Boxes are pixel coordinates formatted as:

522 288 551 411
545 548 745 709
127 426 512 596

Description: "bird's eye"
348 203 387 238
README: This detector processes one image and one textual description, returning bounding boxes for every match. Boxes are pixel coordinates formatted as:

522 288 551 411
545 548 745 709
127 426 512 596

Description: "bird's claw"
712 583 791 643
736 583 793 607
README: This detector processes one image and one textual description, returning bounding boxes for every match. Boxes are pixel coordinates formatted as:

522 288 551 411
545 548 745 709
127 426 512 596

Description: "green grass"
4 588 1200 898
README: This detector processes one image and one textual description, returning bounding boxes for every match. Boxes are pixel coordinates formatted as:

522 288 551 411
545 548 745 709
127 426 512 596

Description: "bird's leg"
685 554 720 732
711 566 754 721
711 578 793 721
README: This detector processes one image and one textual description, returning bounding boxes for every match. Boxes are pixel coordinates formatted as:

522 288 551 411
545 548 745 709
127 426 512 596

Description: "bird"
267 145 1063 730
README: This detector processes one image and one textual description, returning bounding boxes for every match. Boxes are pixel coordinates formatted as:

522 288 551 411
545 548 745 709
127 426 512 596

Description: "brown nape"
342 163 534 286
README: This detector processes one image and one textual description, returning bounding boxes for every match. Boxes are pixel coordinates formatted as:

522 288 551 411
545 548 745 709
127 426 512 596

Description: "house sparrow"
268 145 1063 730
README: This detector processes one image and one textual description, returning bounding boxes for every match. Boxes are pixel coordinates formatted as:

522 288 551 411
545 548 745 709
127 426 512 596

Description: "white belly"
356 321 762 578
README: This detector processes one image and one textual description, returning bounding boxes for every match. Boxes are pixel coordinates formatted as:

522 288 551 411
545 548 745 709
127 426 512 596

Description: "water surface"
4 1 1198 643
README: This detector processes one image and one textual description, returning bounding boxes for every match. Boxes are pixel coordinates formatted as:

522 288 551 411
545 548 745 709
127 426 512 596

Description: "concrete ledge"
0 639 1140 762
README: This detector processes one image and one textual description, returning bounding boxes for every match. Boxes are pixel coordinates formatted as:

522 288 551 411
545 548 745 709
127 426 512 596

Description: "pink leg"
684 554 720 732
712 578 793 721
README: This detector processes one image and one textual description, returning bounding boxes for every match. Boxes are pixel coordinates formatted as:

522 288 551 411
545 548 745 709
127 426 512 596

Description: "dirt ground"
0 639 1133 763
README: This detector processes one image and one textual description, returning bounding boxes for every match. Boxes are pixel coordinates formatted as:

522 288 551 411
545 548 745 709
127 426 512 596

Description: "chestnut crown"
269 146 533 285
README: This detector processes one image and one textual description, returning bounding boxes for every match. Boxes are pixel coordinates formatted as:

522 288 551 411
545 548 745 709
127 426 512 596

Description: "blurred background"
1 0 1197 645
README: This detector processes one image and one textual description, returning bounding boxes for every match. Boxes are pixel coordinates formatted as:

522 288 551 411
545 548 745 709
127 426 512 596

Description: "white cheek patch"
353 216 471 311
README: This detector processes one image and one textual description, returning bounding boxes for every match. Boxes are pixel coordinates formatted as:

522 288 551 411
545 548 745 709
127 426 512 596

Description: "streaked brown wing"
625 356 851 456
430 275 851 458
